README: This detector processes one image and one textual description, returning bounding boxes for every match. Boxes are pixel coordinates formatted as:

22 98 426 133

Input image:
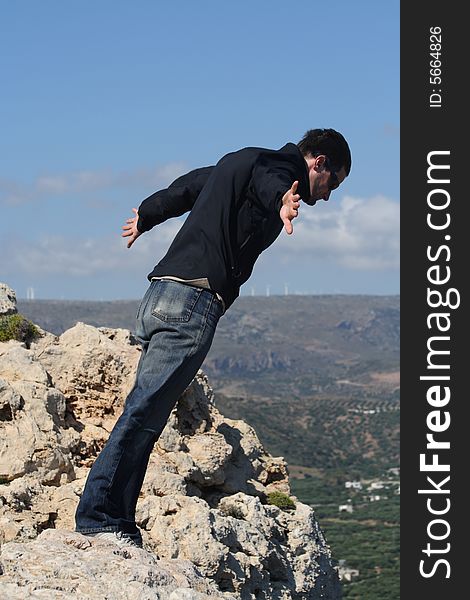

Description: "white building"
338 561 360 581
345 481 362 490
368 481 385 491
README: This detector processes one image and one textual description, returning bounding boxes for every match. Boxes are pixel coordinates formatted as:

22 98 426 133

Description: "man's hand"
122 207 142 248
280 181 301 235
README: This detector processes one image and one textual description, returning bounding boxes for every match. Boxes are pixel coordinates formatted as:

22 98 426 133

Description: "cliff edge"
0 283 341 599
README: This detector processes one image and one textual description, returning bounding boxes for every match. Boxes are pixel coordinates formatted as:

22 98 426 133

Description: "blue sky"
1 1 399 300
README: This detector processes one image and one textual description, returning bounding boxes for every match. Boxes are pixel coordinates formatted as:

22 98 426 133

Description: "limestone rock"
0 305 342 599
0 529 235 599
0 283 17 316
0 345 78 486
31 322 141 466
138 491 339 598
33 323 141 425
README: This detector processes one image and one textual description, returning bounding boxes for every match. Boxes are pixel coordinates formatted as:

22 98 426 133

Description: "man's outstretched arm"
136 166 214 234
250 156 302 234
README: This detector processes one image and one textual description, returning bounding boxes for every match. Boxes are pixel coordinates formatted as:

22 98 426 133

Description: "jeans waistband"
151 276 225 314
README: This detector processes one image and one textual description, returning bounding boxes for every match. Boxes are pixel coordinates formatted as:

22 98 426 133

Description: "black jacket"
137 142 310 310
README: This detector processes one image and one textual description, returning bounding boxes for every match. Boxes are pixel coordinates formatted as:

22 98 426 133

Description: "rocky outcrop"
0 529 234 599
0 284 17 317
0 305 341 598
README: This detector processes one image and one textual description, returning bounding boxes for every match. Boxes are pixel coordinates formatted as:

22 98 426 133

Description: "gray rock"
0 529 234 599
0 283 17 316
0 302 342 599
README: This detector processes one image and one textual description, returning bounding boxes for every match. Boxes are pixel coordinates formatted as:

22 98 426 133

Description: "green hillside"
18 294 400 598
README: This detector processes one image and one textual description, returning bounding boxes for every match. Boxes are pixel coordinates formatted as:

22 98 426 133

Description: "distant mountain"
17 298 140 336
203 295 400 476
203 295 399 399
13 294 400 599
18 295 400 476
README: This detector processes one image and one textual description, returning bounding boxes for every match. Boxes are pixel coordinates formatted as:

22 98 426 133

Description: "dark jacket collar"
279 142 310 202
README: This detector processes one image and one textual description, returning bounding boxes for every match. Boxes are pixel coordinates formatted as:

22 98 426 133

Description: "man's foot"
86 531 143 549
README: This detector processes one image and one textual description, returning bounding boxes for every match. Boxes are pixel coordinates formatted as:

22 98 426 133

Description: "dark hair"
297 128 352 175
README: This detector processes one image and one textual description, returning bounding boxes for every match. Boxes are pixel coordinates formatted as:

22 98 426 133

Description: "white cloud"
0 162 188 205
3 193 399 287
276 194 399 270
3 219 184 278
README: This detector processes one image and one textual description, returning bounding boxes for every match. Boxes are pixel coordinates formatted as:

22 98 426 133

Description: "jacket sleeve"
249 154 297 214
137 166 214 232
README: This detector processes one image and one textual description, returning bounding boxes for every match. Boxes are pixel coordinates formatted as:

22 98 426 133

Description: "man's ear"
314 154 327 171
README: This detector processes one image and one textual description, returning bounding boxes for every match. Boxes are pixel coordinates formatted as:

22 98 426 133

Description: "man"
75 128 351 548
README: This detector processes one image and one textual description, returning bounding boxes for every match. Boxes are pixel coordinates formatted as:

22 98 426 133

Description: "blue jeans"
75 279 223 544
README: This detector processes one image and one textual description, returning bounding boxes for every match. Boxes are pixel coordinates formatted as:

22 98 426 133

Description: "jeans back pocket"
151 280 203 322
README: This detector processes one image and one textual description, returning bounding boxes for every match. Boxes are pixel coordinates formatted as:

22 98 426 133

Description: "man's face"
304 156 347 205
